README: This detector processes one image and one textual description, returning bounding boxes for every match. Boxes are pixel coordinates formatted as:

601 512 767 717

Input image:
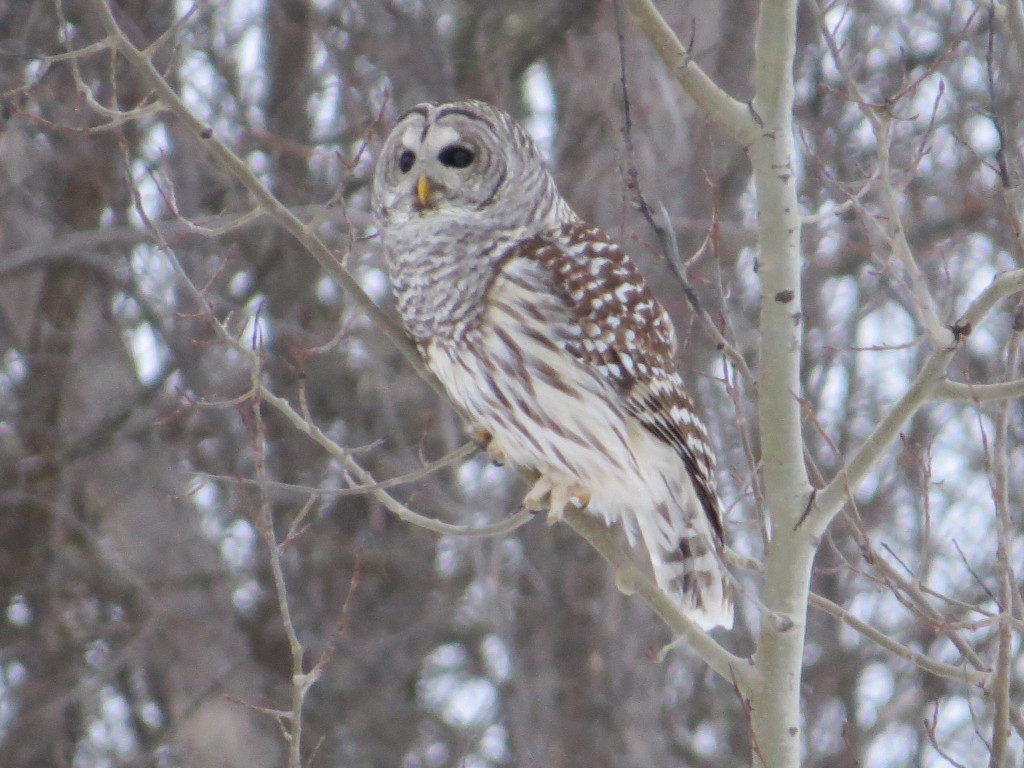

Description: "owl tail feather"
636 502 734 631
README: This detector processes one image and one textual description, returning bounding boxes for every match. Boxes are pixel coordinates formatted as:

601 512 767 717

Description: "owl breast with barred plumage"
372 100 732 630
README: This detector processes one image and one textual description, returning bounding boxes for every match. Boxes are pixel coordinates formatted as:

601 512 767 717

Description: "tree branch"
88 0 440 397
256 385 533 538
808 268 1024 539
933 377 1024 401
563 508 761 694
249 355 309 768
617 0 760 145
727 547 990 687
202 442 477 499
806 593 989 688
0 205 370 277
875 118 955 347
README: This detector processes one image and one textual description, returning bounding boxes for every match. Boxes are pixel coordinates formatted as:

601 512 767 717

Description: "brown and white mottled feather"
373 100 732 629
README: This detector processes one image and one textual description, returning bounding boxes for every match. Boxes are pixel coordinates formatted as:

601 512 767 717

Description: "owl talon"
523 472 590 525
469 425 505 466
522 475 550 514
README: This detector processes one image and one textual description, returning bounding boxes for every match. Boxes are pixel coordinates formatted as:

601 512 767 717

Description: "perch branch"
563 508 760 694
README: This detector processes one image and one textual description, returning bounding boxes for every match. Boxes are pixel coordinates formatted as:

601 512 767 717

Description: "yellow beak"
416 175 433 209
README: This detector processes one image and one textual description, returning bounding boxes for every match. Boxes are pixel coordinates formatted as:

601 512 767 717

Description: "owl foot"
469 425 505 466
522 471 591 525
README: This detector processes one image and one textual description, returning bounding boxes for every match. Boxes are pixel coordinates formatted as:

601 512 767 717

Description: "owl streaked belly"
423 263 679 541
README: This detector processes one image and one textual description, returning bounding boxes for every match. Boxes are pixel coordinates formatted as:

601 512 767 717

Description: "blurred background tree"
0 0 1021 766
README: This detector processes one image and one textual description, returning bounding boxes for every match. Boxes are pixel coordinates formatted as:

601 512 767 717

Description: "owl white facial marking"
429 125 461 146
400 125 421 149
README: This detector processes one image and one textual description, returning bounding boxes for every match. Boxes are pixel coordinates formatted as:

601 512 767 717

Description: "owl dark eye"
438 145 474 168
398 150 416 173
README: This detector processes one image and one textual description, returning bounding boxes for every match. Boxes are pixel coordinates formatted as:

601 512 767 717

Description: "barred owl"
372 100 732 629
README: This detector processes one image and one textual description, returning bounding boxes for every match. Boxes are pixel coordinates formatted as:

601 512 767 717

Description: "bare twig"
812 0 980 350
201 441 477 499
842 510 991 674
246 325 310 768
874 117 954 347
613 6 757 388
256 385 533 538
806 592 988 687
924 701 970 768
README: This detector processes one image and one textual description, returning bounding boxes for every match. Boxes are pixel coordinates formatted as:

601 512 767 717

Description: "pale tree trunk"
745 1 814 766
620 0 812 764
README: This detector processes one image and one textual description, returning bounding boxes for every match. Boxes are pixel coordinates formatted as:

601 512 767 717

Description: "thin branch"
794 394 991 679
800 196 858 225
811 0 956 347
661 207 758 390
255 385 533 538
0 205 369 277
202 442 477 499
810 0 880 128
614 6 756 386
247 329 309 768
613 4 755 392
806 593 988 687
924 702 970 768
989 571 1013 768
875 118 954 347
842 509 991 673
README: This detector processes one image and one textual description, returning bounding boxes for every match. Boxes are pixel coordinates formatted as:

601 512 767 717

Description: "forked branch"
617 0 760 145
808 268 1024 539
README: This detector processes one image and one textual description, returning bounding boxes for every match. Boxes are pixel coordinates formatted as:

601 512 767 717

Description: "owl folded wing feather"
512 222 724 543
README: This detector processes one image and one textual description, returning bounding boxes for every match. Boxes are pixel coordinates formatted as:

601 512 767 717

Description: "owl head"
372 100 571 236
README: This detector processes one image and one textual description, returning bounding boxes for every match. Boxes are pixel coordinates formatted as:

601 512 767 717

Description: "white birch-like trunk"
746 1 814 765
622 0 812 764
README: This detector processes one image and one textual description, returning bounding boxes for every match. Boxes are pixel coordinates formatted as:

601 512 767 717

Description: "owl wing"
513 221 723 543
